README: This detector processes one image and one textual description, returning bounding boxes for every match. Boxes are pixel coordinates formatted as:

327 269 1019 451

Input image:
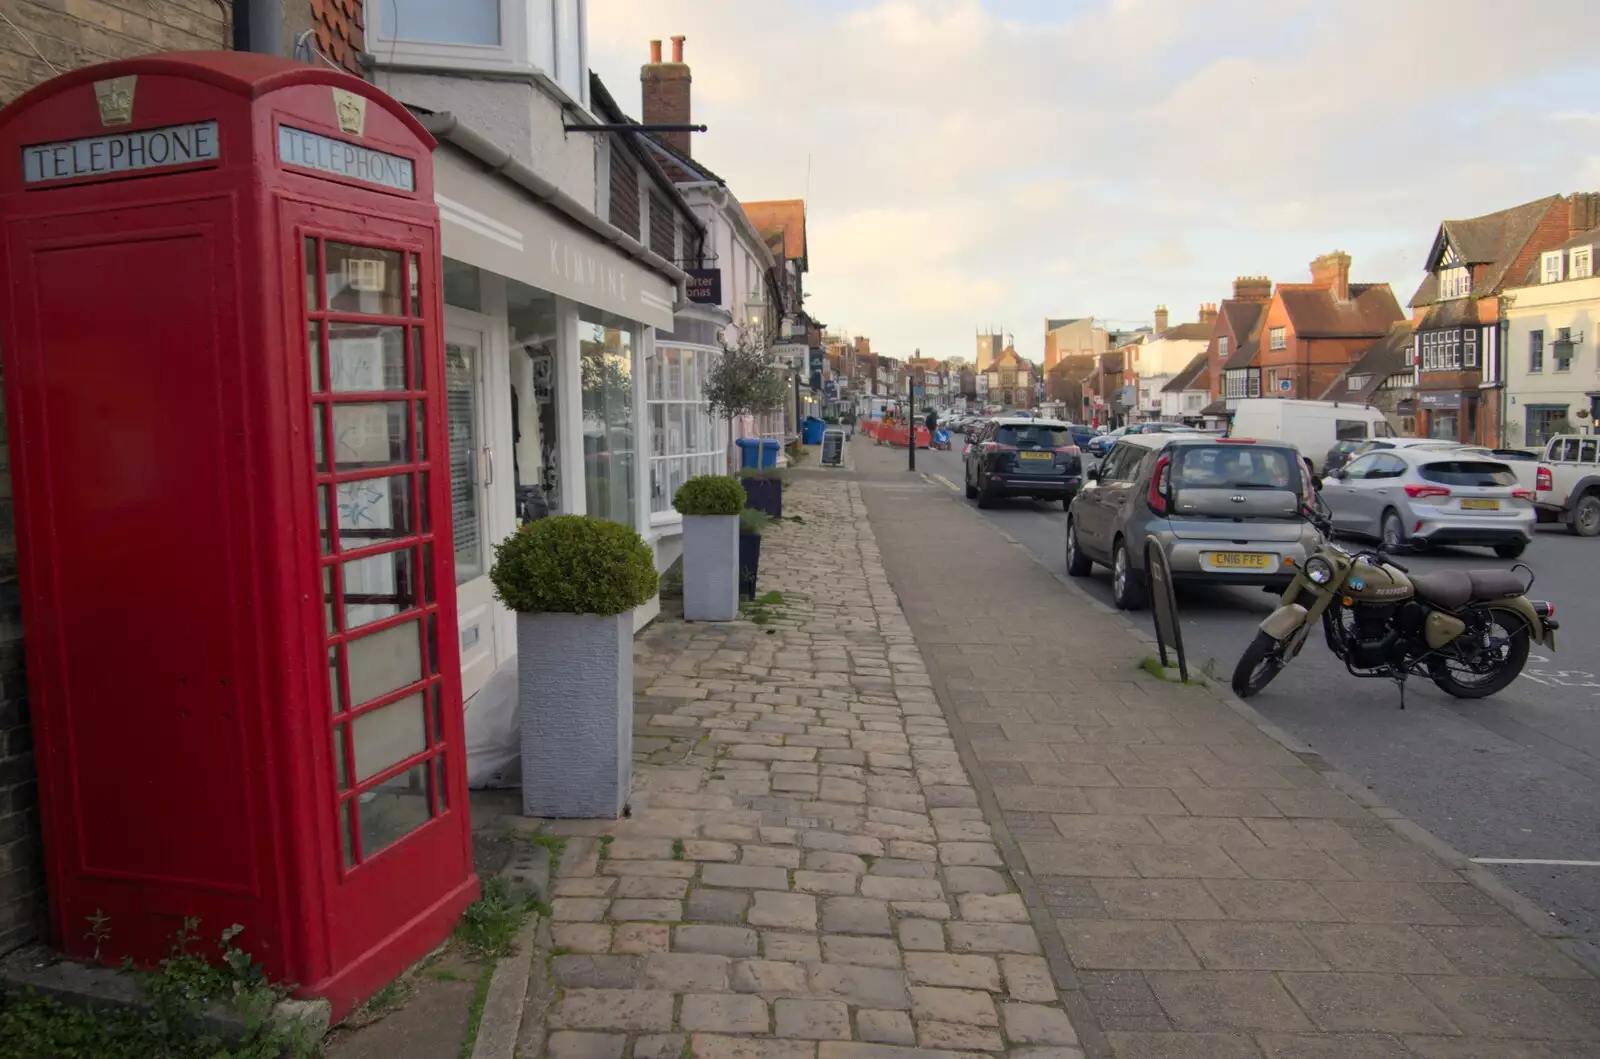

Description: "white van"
1229 399 1395 471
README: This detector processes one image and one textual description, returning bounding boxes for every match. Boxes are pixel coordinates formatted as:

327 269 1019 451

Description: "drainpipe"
233 0 284 56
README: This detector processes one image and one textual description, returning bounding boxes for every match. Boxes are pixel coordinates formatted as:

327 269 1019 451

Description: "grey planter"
517 611 632 818
682 514 738 621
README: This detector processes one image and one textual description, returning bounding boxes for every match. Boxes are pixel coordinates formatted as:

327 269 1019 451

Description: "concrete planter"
517 612 631 818
682 514 739 621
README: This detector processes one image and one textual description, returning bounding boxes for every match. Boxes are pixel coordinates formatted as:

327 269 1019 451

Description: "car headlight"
1305 557 1334 585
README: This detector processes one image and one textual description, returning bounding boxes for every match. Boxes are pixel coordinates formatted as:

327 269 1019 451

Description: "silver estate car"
1318 447 1536 558
1065 435 1322 610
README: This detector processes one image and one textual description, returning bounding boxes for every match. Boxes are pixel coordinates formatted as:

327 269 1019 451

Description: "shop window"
648 342 724 515
1525 405 1571 447
445 342 482 582
1428 412 1459 441
508 280 561 522
580 310 637 528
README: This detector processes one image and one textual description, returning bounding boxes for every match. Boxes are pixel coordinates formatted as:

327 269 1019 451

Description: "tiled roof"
1162 352 1210 393
641 135 728 186
1221 301 1264 344
1223 310 1265 370
1200 399 1230 417
744 200 807 262
1416 298 1482 330
1317 322 1415 403
1411 195 1564 306
1512 225 1600 286
1159 322 1213 342
1279 283 1403 338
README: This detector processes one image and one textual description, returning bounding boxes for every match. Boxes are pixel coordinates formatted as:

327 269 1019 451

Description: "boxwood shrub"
673 475 747 517
490 515 658 616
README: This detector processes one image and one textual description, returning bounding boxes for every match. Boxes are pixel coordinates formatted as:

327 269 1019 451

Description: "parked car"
1229 398 1394 471
1319 448 1535 557
1065 436 1321 610
1084 422 1198 459
964 417 1084 509
1534 434 1600 536
1322 439 1365 475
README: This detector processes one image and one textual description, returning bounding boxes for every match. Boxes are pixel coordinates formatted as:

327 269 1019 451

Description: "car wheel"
1569 492 1600 537
1111 539 1148 610
1494 541 1527 559
976 476 994 509
1381 509 1408 552
1065 520 1093 577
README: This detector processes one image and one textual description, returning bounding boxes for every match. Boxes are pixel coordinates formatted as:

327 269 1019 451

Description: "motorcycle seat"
1409 569 1527 608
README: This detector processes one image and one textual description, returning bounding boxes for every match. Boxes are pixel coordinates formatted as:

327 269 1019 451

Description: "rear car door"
1350 453 1408 536
1095 442 1150 553
1321 453 1377 534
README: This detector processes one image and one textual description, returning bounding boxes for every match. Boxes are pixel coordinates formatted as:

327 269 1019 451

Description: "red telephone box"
0 53 477 1018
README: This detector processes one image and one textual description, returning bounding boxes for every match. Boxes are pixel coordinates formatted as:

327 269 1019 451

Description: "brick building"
1206 276 1272 416
1406 193 1598 443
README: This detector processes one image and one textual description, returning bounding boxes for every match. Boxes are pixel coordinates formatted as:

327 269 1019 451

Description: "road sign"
914 386 925 398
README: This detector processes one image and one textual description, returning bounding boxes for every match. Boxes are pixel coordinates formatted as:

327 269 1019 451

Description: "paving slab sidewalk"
539 474 1087 1059
849 438 1600 1058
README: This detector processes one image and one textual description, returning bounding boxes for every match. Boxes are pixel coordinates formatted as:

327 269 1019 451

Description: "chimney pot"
642 35 693 156
649 39 662 63
671 34 685 62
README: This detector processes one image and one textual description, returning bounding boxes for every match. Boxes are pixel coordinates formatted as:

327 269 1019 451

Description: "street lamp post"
908 374 916 472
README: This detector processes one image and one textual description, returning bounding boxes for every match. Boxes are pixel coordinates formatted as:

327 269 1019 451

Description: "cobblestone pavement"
541 475 1086 1059
850 439 1600 1059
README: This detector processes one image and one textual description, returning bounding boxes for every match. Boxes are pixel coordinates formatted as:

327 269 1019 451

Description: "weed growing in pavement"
1139 656 1208 686
84 909 112 964
523 831 568 866
460 966 494 1059
671 839 687 860
0 918 314 1059
596 835 616 861
454 877 538 960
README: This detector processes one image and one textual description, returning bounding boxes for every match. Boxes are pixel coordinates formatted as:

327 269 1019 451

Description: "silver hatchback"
1318 448 1536 558
1066 435 1322 610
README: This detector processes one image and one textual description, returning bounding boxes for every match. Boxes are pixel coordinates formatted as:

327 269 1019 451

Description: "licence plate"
1018 451 1053 460
1461 498 1501 510
1210 552 1271 569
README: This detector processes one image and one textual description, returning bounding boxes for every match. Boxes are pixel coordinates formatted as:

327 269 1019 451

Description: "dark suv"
964 417 1083 509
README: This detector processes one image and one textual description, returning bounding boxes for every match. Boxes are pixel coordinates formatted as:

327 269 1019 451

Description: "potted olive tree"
706 329 790 492
674 475 746 621
739 466 784 519
490 515 658 818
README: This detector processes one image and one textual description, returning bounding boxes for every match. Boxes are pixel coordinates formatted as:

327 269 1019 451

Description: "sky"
589 0 1600 365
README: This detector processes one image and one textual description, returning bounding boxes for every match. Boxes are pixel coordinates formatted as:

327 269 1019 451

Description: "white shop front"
428 144 684 786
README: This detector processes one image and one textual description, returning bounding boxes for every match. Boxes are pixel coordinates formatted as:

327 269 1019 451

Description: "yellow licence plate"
1461 498 1500 510
1018 451 1053 460
1210 552 1271 569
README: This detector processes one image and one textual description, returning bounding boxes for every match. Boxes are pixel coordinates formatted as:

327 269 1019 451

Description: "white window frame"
1346 374 1369 391
1247 370 1261 398
364 0 590 106
1217 336 1229 359
1543 250 1566 284
1440 265 1471 299
646 341 725 523
1269 327 1286 350
1572 246 1593 279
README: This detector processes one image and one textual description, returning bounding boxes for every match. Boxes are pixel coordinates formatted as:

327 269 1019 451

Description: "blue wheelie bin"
802 417 826 445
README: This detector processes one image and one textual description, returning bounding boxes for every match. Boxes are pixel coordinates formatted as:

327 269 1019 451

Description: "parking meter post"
908 376 916 471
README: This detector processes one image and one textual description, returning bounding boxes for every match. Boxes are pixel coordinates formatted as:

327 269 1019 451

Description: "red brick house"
1406 193 1599 443
1204 277 1272 415
1256 252 1403 401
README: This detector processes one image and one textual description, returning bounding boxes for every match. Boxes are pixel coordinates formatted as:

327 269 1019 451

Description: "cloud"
588 0 1600 363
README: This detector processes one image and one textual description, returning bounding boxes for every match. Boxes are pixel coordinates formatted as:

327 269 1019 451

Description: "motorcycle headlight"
1305 557 1334 585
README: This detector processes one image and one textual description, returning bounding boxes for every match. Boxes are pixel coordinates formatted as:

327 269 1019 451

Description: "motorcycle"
1231 503 1559 707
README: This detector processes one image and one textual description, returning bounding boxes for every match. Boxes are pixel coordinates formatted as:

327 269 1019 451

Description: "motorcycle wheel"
1232 630 1290 699
1427 605 1531 699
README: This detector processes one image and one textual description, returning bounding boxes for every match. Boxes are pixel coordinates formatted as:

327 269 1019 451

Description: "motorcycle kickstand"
1391 669 1407 710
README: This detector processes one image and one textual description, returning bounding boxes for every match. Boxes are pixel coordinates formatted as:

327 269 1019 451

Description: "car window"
1559 438 1581 462
1417 460 1518 487
1343 454 1381 479
1368 454 1408 480
1173 445 1298 489
1491 449 1538 461
995 424 1072 449
1583 440 1598 463
1335 419 1369 441
1099 443 1140 482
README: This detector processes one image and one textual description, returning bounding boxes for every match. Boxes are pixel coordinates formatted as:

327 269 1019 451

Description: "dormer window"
1440 265 1471 299
1543 250 1566 284
1572 246 1593 279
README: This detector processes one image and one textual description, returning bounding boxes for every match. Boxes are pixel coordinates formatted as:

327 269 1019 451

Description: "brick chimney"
1153 305 1169 334
1310 252 1351 301
1198 303 1218 326
1569 191 1600 238
641 35 692 157
1232 276 1272 302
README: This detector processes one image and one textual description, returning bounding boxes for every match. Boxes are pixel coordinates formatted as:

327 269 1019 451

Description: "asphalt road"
912 438 1600 952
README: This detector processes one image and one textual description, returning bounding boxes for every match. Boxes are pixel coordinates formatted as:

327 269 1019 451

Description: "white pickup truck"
1534 434 1600 536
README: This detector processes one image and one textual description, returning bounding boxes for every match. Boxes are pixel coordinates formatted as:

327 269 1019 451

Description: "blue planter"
743 477 782 519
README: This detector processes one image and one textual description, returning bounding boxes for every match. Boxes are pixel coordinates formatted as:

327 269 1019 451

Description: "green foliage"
737 466 786 483
739 508 772 536
673 475 747 517
454 877 537 961
705 332 790 422
490 515 658 616
0 918 313 1059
